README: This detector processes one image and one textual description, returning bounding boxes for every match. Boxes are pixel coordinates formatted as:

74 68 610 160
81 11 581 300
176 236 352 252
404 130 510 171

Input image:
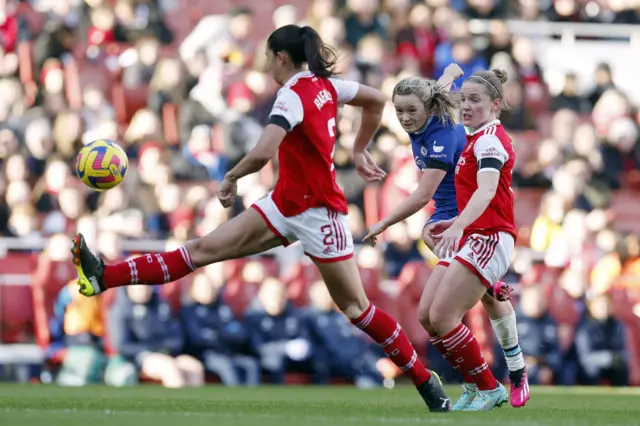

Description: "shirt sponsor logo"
273 101 288 112
480 146 502 158
433 140 444 153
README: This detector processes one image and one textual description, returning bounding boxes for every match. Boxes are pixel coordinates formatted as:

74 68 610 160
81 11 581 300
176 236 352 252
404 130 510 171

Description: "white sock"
490 311 525 372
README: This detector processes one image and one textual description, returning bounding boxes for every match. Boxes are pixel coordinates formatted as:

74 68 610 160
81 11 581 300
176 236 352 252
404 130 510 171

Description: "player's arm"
449 134 508 231
376 128 456 228
329 78 386 154
437 63 464 92
378 168 447 229
224 89 302 183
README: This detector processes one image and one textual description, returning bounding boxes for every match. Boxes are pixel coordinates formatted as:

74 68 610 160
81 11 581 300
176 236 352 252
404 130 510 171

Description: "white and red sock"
430 334 474 383
441 323 498 390
103 247 196 289
352 304 431 386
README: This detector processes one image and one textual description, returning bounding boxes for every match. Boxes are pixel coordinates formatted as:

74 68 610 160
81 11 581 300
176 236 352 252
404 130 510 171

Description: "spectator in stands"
383 221 423 279
512 285 562 385
113 0 173 45
551 73 590 113
588 63 616 107
244 278 313 384
181 272 260 386
305 280 384 388
147 57 188 117
108 285 204 388
49 280 105 386
122 36 160 88
571 294 629 386
179 6 254 70
343 0 387 49
530 192 568 252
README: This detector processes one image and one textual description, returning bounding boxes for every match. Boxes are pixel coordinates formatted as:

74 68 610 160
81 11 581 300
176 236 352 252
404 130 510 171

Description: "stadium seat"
112 83 149 125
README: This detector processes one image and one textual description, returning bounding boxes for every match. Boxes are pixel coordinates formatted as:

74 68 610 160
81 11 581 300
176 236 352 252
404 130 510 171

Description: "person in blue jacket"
243 277 313 384
180 273 259 386
108 285 204 388
304 280 384 388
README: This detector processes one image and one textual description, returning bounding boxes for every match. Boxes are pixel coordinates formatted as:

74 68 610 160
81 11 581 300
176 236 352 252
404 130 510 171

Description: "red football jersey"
269 71 359 217
454 120 516 242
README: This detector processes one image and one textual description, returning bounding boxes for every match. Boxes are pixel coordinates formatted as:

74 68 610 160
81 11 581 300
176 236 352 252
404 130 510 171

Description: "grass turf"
0 384 639 426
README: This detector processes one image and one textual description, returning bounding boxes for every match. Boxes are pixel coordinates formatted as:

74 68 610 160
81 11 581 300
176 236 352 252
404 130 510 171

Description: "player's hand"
218 177 237 208
433 224 463 259
443 63 464 82
425 216 458 242
354 150 386 182
363 220 388 247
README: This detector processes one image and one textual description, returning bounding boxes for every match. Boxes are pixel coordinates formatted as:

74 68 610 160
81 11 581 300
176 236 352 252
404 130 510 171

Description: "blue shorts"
424 208 458 267
425 208 458 226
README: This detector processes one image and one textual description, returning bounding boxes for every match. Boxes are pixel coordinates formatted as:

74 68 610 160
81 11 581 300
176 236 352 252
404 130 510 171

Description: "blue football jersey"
408 116 467 215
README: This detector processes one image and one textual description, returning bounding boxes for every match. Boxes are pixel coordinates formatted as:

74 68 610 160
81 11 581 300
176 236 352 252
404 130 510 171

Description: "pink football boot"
491 281 513 302
509 367 530 408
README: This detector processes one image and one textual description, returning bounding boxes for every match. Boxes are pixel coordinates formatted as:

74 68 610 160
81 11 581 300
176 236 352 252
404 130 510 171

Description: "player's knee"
338 299 369 320
417 304 434 333
428 304 455 335
185 235 233 267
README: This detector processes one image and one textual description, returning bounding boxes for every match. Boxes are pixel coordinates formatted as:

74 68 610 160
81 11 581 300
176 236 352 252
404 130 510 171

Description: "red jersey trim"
305 252 354 263
469 119 501 136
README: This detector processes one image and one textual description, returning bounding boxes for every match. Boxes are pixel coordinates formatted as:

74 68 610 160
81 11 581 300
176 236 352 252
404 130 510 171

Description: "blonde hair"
392 77 457 125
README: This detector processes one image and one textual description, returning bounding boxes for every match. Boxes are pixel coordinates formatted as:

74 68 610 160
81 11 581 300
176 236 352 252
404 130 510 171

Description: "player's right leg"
315 257 450 412
72 206 283 296
481 294 529 407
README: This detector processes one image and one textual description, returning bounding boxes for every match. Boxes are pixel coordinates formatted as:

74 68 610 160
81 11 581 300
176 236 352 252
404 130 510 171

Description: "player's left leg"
293 208 450 412
481 295 530 407
428 232 515 411
72 207 283 296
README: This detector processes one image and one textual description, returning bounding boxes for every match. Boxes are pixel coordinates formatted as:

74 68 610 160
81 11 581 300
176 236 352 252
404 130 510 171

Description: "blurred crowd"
0 0 639 387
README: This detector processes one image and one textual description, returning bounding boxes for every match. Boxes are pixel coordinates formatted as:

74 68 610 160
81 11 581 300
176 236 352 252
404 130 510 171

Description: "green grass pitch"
1 384 639 426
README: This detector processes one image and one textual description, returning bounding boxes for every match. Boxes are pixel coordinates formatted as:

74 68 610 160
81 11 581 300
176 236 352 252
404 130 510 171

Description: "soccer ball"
76 139 128 191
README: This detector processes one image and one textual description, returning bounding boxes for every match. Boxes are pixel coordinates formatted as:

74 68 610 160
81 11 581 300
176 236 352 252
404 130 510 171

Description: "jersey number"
327 117 336 137
328 118 336 171
320 225 335 246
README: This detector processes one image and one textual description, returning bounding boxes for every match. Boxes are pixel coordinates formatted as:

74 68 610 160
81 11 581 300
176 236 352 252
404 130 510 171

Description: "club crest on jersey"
420 146 428 157
314 89 333 110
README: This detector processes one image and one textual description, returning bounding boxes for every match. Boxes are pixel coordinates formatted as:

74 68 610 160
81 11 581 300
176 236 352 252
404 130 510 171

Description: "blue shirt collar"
413 116 433 135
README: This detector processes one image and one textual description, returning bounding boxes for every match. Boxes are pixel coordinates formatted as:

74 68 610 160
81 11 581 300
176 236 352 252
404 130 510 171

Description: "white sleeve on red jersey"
473 134 509 174
328 78 360 105
269 88 304 131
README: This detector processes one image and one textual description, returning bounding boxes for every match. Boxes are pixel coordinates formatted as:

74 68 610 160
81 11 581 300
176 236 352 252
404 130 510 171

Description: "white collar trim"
470 119 500 136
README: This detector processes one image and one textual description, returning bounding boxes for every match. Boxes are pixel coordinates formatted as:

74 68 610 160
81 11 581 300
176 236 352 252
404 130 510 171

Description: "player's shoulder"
472 121 511 144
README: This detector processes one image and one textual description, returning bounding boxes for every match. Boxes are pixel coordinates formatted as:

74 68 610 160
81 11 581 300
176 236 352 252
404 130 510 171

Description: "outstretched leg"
72 208 282 296
314 258 451 412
